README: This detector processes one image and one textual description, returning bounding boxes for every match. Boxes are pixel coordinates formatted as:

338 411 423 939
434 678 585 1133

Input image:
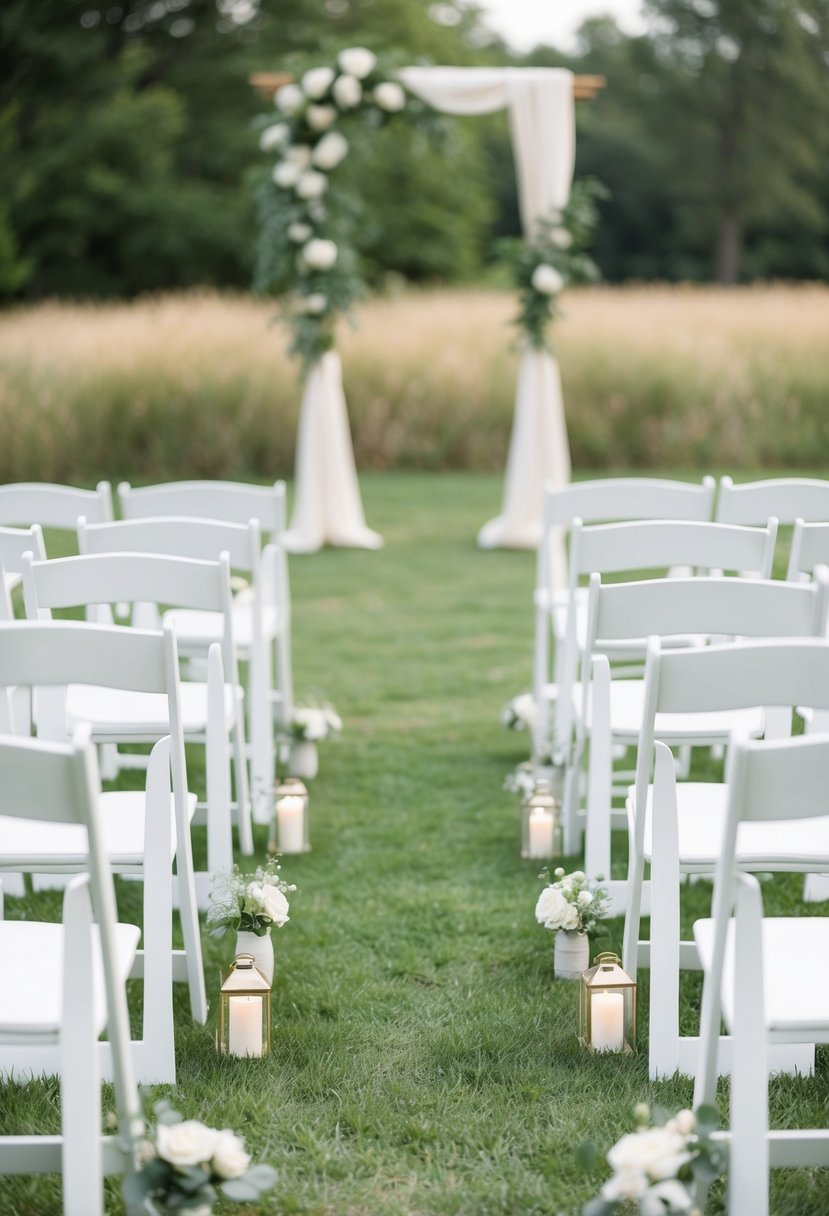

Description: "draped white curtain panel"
285 67 575 553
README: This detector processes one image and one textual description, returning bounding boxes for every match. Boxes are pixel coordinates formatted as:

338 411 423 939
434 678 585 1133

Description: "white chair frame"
716 475 829 527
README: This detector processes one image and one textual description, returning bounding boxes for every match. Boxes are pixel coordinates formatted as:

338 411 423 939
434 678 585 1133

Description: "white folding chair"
532 476 716 758
634 639 829 1079
0 481 114 532
692 733 829 1215
0 726 143 1216
79 514 275 825
571 572 828 911
117 479 293 750
716 475 829 527
0 618 206 1025
0 525 46 619
22 549 252 880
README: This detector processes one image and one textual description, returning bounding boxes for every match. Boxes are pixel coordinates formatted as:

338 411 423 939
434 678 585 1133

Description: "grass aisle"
2 472 827 1215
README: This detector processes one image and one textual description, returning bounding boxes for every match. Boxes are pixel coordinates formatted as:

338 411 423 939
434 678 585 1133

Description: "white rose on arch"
338 46 377 79
272 160 302 189
295 170 328 199
285 144 312 167
312 131 348 171
302 238 338 271
532 263 565 295
307 104 337 131
275 83 304 115
288 222 312 243
333 74 362 109
302 65 335 99
373 81 406 112
551 227 573 249
302 293 328 314
259 122 289 152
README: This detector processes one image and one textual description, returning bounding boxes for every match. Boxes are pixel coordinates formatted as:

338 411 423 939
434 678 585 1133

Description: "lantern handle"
592 951 621 966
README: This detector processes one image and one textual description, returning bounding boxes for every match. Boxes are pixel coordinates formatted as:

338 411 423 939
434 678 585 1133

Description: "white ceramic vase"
235 929 274 986
288 739 319 780
553 930 589 981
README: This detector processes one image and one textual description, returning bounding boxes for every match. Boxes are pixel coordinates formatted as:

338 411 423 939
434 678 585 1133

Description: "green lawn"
2 471 828 1215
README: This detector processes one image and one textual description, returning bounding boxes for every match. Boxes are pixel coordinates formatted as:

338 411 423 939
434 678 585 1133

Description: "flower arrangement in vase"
535 868 609 980
206 860 295 985
500 692 537 733
284 701 342 778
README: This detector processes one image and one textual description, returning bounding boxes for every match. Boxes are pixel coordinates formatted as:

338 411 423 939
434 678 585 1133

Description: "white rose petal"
156 1120 218 1169
307 104 337 131
259 122 289 152
261 884 290 926
288 222 312 243
607 1127 691 1183
645 1180 694 1213
312 131 349 170
275 83 304 115
333 74 362 108
601 1170 649 1202
374 81 406 112
338 46 376 79
551 227 573 249
302 293 328 314
535 886 569 931
302 66 335 100
285 144 312 167
296 170 328 199
673 1109 696 1136
559 904 580 932
211 1129 251 1181
577 889 593 906
532 263 565 295
272 161 302 189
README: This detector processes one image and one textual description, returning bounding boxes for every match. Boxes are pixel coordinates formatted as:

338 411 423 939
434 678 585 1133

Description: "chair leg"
585 659 612 884
249 639 275 827
205 647 233 878
648 744 681 1080
231 689 253 856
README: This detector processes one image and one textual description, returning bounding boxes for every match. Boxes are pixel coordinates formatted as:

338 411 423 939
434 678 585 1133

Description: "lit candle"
228 995 263 1057
591 990 625 1052
277 794 304 853
528 808 554 858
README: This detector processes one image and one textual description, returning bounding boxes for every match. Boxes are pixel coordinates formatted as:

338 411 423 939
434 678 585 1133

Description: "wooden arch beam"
250 72 606 101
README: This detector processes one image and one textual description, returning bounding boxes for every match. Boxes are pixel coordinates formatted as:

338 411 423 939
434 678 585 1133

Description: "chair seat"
66 681 238 736
633 782 829 868
164 600 282 654
574 680 765 740
694 917 829 1039
0 920 139 1039
0 788 194 868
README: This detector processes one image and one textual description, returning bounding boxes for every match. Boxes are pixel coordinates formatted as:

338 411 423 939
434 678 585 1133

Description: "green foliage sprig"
501 178 607 351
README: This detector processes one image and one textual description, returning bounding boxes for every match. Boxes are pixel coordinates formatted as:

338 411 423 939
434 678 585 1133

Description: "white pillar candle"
528 808 555 858
228 995 263 1057
277 794 305 853
591 990 625 1052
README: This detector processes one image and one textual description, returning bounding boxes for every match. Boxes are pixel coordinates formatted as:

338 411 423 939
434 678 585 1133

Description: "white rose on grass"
275 83 304 115
285 144 312 167
532 263 565 295
156 1120 218 1170
302 293 328 314
607 1127 691 1183
333 74 362 108
551 226 573 249
535 886 569 931
211 1130 251 1180
374 81 406 112
288 222 312 243
296 170 328 199
259 122 289 152
307 104 337 131
312 131 349 170
302 66 335 99
272 161 302 189
338 46 376 79
302 238 338 271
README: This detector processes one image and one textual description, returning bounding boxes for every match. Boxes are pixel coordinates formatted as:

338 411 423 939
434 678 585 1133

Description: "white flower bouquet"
123 1100 277 1214
500 692 537 732
206 860 295 938
535 869 609 937
288 702 342 742
581 1103 726 1215
503 761 538 799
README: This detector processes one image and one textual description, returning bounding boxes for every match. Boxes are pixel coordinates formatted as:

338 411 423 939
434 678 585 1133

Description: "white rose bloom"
607 1127 691 1183
302 66 335 99
156 1120 218 1169
211 1129 251 1180
643 1180 694 1213
532 263 565 295
333 74 362 108
577 889 593 906
301 235 337 269
535 886 569 931
275 83 304 115
307 104 337 131
374 81 406 112
288 222 312 243
551 227 573 249
285 144 312 167
261 884 290 926
295 170 328 199
601 1170 648 1202
325 709 343 732
512 692 536 726
302 293 327 314
259 122 289 152
272 161 302 189
338 46 376 79
673 1109 696 1137
312 131 349 170
559 903 580 932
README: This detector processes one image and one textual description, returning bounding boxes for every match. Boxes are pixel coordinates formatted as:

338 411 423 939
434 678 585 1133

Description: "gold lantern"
578 952 636 1054
521 778 563 860
217 954 272 1058
268 776 310 855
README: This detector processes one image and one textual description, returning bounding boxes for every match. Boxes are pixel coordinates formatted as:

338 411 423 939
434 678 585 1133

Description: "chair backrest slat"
717 476 829 526
0 620 169 693
23 551 228 615
787 520 829 582
118 480 285 534
544 476 716 528
79 516 259 573
737 734 829 822
0 730 94 824
0 482 113 529
571 519 775 580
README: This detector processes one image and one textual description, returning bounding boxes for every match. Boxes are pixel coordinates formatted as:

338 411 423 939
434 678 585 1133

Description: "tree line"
2 0 827 300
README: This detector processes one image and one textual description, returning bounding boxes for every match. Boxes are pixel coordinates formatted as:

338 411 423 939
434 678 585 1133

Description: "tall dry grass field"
1 284 827 483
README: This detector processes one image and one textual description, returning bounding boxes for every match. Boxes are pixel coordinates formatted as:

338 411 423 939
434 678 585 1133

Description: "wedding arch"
253 58 603 554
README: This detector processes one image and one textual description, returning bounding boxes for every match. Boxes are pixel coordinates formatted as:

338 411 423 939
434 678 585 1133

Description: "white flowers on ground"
500 691 537 731
606 1126 691 1183
532 263 565 295
290 704 342 741
259 121 289 151
210 1129 251 1181
307 103 337 131
296 169 328 199
156 1120 218 1170
302 238 338 271
338 46 377 78
312 130 349 170
535 869 609 936
333 73 362 108
374 81 406 112
275 82 304 114
302 65 335 99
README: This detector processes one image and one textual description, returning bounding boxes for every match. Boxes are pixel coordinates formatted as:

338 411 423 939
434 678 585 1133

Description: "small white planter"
288 740 319 780
235 930 274 986
554 930 589 981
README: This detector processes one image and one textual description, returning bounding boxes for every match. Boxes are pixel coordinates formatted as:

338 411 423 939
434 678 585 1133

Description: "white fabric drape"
284 350 382 553
402 66 575 549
